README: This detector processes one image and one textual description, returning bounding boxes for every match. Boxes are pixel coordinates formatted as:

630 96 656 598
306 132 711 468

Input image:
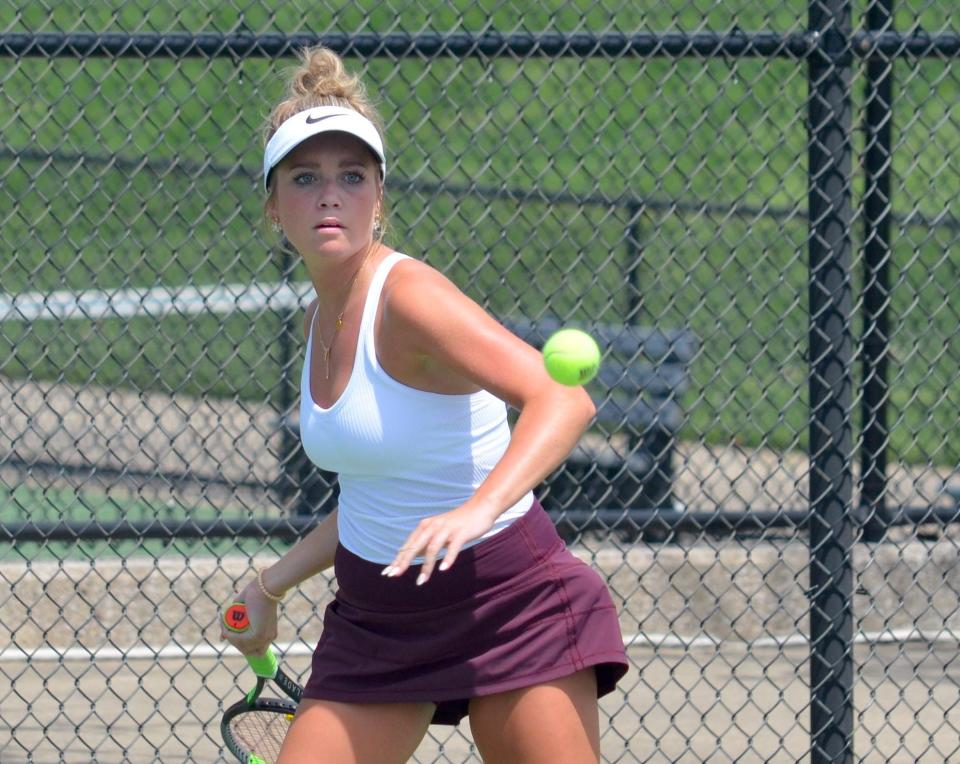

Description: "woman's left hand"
382 500 500 585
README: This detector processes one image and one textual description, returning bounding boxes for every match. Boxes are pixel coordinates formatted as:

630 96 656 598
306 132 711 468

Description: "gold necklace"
313 253 370 380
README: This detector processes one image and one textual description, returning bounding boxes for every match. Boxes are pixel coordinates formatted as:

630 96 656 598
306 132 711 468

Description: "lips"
315 218 343 230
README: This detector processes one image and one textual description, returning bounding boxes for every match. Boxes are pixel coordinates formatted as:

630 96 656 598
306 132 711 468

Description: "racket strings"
229 708 293 764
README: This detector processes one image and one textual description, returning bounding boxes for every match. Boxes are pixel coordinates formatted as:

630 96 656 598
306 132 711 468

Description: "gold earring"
271 218 281 233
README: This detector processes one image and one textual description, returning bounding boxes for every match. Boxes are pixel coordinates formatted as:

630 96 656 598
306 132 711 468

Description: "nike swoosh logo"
305 113 341 125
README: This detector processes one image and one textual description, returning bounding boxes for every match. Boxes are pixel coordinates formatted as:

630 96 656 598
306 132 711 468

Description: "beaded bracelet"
257 569 285 603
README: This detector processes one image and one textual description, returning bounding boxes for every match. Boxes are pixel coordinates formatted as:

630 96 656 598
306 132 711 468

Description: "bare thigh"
277 697 435 764
468 668 600 764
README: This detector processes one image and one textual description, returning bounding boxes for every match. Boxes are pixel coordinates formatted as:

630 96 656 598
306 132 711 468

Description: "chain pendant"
314 250 371 384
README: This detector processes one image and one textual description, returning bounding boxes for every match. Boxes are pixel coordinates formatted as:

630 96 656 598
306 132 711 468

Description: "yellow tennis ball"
542 329 601 386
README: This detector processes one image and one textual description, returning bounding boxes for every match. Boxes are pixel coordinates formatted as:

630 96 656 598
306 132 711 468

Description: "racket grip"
245 649 279 679
223 602 279 678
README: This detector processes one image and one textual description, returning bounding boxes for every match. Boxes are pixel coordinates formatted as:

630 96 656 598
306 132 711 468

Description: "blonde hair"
264 47 388 242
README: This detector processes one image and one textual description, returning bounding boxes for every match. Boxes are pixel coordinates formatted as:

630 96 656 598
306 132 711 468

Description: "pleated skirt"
301 498 628 725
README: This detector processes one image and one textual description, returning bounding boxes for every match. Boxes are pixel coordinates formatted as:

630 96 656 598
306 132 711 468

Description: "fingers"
223 622 276 657
439 538 465 572
219 596 278 656
233 637 275 658
382 528 433 582
382 519 462 586
382 504 498 585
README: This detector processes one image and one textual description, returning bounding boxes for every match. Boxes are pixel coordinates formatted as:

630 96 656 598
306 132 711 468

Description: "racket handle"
245 649 279 679
223 602 279 679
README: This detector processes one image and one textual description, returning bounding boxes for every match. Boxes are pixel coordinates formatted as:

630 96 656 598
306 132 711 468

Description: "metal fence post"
276 246 301 513
808 1 855 761
626 199 644 325
858 0 895 541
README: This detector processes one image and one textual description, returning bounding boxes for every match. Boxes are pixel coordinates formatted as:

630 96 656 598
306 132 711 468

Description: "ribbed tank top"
299 252 533 564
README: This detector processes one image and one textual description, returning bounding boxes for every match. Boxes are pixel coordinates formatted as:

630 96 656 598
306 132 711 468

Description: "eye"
293 172 315 185
343 171 366 185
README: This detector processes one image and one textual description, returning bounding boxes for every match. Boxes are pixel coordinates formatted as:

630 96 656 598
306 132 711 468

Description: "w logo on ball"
542 329 601 387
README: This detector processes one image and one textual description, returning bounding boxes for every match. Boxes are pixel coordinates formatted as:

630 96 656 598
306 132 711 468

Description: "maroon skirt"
301 498 629 725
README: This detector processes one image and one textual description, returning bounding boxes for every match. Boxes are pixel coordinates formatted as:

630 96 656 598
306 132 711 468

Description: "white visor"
262 106 386 191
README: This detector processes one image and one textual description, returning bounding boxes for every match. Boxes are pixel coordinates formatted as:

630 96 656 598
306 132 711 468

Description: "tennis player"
221 46 628 763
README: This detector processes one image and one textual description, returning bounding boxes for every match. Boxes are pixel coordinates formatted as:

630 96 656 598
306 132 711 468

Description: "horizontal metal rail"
3 505 958 542
6 148 958 240
1 456 272 492
2 31 959 60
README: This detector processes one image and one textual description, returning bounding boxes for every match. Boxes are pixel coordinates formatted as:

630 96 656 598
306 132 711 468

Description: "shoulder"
380 256 525 369
384 257 461 300
382 257 488 334
376 256 545 400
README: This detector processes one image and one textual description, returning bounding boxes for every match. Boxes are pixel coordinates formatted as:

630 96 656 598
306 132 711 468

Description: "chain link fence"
2 1 959 762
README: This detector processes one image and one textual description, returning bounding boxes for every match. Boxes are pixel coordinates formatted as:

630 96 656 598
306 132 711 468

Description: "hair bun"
291 47 359 100
264 46 383 165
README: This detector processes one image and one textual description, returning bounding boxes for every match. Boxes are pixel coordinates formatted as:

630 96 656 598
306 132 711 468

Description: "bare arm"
378 260 595 583
261 507 340 594
221 495 339 656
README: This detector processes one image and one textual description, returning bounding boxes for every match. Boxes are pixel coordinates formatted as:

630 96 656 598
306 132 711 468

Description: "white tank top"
299 252 533 564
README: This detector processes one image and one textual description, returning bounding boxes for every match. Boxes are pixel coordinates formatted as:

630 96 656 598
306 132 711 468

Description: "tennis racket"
221 602 304 764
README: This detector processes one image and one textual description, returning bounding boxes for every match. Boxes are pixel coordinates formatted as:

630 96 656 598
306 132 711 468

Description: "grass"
1 1 958 488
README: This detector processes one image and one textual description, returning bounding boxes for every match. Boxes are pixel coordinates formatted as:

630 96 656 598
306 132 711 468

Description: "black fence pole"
276 245 301 514
807 1 855 762
624 200 674 512
626 200 644 325
859 0 895 541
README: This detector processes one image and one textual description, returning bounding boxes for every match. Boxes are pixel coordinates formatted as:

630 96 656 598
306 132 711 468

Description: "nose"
317 178 341 208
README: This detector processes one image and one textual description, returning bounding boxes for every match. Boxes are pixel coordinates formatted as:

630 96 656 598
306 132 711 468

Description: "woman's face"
268 132 381 263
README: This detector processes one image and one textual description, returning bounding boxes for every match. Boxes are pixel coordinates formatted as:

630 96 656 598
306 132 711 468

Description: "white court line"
0 282 315 322
3 627 959 664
